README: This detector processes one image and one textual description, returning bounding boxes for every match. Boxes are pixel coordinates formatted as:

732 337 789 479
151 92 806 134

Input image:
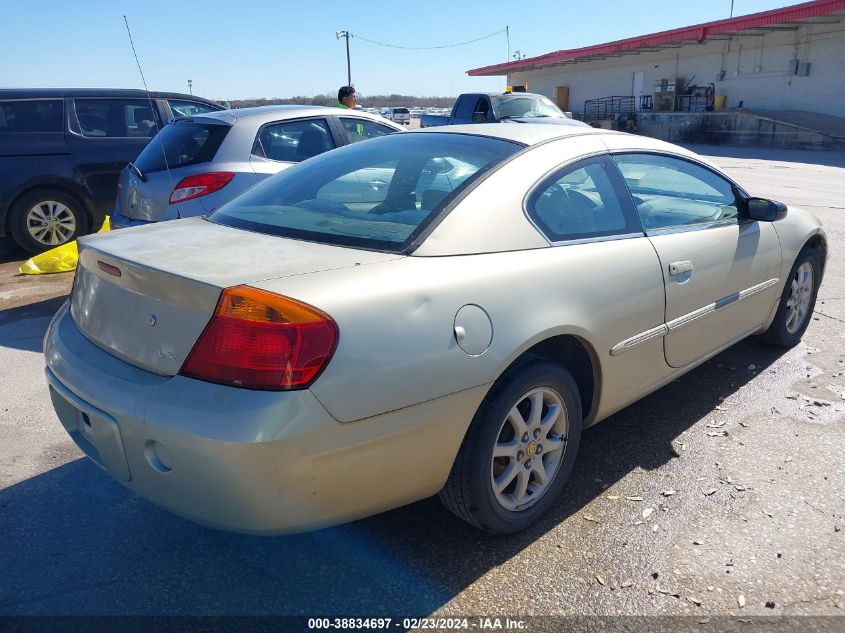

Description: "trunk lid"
71 217 401 375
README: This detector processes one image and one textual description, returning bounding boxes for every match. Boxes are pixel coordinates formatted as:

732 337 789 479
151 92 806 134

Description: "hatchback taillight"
180 286 339 390
169 172 234 204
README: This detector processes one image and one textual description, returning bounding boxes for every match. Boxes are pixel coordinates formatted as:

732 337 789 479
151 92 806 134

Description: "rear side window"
0 100 62 133
339 117 396 144
133 121 230 173
527 156 640 242
167 99 220 118
252 119 335 162
73 98 161 138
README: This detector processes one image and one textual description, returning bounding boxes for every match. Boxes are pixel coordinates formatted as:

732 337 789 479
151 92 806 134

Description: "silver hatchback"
111 105 403 228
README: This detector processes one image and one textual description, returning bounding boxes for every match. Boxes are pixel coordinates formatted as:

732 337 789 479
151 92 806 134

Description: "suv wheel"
9 189 89 254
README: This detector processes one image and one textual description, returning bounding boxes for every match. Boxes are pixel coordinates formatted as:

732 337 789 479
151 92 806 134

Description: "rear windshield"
393 108 409 114
133 120 230 173
209 133 520 252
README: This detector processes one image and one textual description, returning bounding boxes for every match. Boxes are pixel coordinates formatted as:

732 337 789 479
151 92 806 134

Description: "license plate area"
49 383 132 482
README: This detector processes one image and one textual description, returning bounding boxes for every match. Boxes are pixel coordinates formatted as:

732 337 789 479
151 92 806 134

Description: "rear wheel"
9 188 89 254
439 360 582 533
758 248 820 347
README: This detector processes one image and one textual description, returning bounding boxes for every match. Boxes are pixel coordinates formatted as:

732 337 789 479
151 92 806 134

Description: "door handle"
669 260 693 276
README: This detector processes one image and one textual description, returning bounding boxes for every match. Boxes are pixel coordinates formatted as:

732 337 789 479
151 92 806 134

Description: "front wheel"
439 360 582 533
758 247 820 347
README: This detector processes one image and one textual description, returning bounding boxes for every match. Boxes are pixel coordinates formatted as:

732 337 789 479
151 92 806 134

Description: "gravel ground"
0 144 842 628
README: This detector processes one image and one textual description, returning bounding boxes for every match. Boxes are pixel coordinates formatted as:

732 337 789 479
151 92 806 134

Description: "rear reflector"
180 286 338 390
97 261 122 277
169 172 234 204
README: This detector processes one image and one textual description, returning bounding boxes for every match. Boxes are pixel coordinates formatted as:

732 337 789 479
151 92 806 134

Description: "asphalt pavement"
0 144 842 628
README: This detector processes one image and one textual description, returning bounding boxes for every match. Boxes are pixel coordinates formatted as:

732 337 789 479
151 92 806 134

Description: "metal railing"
583 96 635 122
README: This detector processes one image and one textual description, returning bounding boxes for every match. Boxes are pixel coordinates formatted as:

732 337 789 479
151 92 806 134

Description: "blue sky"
2 0 798 100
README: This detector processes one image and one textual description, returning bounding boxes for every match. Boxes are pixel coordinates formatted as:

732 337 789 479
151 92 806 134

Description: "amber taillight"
180 286 339 390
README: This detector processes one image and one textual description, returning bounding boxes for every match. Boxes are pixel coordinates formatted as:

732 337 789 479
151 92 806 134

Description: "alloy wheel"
26 200 77 247
785 262 814 334
490 387 569 511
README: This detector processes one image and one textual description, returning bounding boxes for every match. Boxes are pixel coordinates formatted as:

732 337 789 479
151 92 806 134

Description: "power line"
352 28 507 50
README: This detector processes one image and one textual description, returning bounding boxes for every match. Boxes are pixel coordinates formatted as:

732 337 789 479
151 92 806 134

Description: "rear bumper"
44 302 481 533
110 210 153 230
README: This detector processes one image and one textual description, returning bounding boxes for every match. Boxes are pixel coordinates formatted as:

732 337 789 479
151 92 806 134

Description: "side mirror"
471 112 486 123
745 197 787 222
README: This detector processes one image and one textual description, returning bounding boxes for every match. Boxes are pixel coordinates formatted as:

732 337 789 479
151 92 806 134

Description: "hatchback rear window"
209 133 520 253
133 120 230 173
0 100 62 133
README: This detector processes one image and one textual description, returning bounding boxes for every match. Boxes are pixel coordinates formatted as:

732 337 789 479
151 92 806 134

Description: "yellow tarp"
19 216 111 275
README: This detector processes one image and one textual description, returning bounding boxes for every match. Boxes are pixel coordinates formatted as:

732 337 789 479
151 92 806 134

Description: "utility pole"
336 30 352 86
730 0 734 17
187 79 193 95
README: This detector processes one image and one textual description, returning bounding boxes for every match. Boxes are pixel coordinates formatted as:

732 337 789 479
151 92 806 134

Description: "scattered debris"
688 596 702 606
738 594 746 608
692 539 704 545
583 515 600 524
766 601 776 609
643 508 654 519
734 484 746 492
621 579 634 588
777 552 783 558
662 489 676 497
606 495 620 500
785 394 799 400
594 573 606 586
763 510 774 518
739 421 751 428
704 488 717 496
785 457 793 463
652 524 660 533
651 572 659 579
771 406 781 415
707 420 727 428
634 521 643 526
657 585 681 598
626 496 644 502
708 430 728 437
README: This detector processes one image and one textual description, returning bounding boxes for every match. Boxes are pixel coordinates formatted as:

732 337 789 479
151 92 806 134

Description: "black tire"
757 247 820 347
9 188 89 255
439 359 582 533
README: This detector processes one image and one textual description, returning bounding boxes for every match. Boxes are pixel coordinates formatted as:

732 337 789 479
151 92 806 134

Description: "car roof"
411 124 713 168
196 104 402 127
0 88 220 105
413 123 609 145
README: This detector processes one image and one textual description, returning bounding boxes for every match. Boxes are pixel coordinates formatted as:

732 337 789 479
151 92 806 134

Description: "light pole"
512 50 526 61
187 79 193 95
336 30 351 86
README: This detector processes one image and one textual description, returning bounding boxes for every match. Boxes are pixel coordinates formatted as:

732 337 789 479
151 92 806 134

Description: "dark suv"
0 89 224 253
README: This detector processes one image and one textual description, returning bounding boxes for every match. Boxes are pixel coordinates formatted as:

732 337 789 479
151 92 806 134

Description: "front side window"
167 99 220 118
613 153 739 230
0 100 63 133
339 117 396 144
74 99 160 138
527 156 638 242
252 119 335 162
211 133 520 252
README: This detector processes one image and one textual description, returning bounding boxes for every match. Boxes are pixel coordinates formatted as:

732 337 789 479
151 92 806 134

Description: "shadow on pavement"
682 144 845 168
0 339 787 616
0 238 27 265
0 296 66 353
